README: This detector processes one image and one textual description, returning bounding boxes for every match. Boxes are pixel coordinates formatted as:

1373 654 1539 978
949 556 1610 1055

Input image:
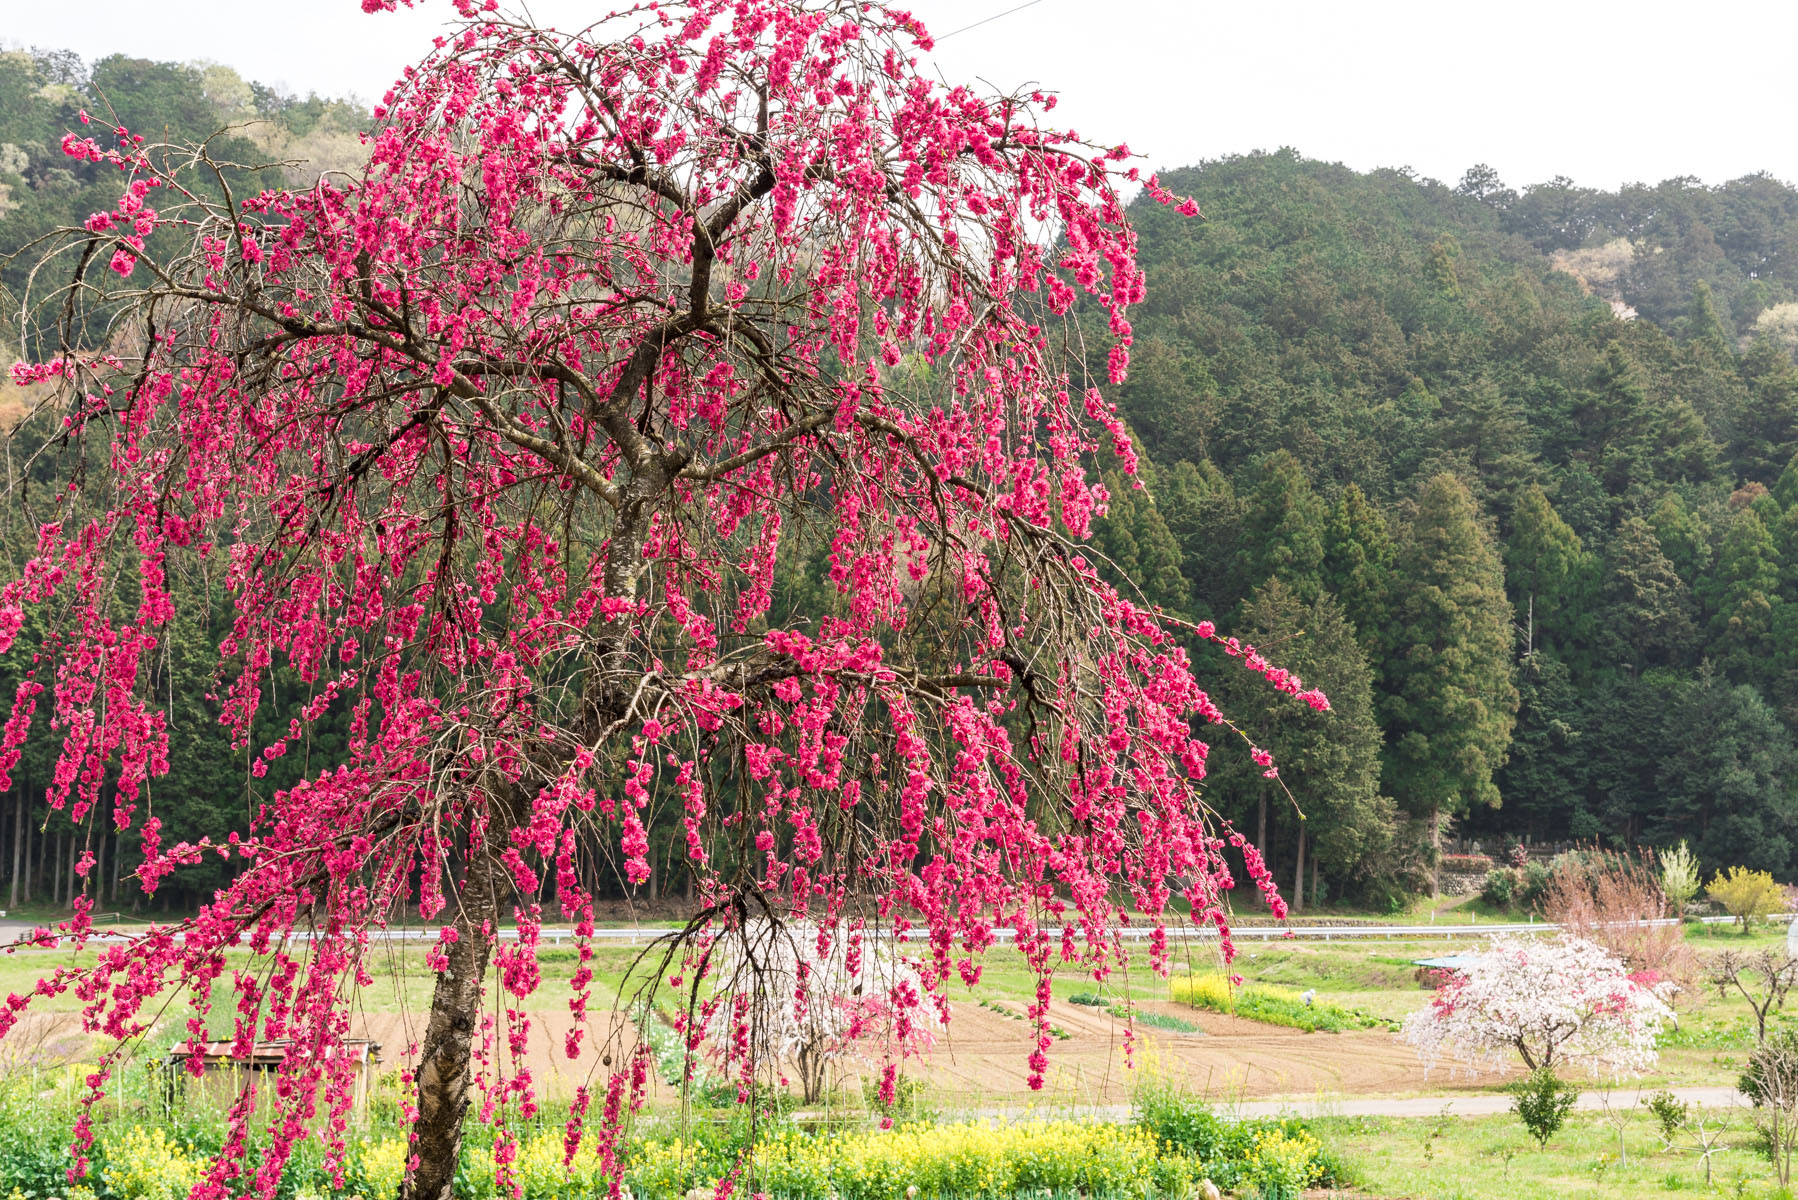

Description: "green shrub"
1480 868 1518 908
1646 1089 1689 1145
1508 1068 1578 1148
1133 1083 1335 1194
1065 991 1110 1007
1518 861 1553 911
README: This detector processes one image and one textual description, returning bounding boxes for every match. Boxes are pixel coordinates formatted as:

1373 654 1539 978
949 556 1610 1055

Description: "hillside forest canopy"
3 37 1798 928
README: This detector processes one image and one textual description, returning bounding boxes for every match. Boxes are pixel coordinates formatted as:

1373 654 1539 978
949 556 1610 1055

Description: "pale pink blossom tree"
1403 934 1676 1078
1 1 1322 1197
697 919 942 1104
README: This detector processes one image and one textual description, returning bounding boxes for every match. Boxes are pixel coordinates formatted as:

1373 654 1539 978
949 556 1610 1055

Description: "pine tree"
1775 451 1798 513
1579 343 1656 494
1382 474 1518 882
1156 458 1249 621
1735 339 1798 486
1653 666 1798 875
1649 493 1708 584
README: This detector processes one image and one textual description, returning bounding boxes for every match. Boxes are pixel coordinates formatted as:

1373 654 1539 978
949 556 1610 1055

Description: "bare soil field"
883 999 1509 1106
7 997 1504 1109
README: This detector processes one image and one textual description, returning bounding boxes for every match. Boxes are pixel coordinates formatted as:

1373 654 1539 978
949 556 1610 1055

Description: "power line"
936 0 1048 41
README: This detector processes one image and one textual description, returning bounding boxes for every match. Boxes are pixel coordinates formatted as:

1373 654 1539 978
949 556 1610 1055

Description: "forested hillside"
5 44 1798 915
1096 151 1798 907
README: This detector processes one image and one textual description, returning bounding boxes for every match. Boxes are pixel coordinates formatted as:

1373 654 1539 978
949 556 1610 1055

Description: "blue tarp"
1411 954 1481 970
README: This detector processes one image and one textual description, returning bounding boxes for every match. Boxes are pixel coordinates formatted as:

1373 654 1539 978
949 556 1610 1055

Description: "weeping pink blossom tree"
1 1 1323 1196
1403 935 1676 1078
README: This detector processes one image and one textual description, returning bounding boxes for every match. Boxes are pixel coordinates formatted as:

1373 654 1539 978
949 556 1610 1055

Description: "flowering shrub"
98 1128 205 1200
1708 866 1786 931
1402 934 1676 1076
1244 1128 1322 1200
1540 848 1695 990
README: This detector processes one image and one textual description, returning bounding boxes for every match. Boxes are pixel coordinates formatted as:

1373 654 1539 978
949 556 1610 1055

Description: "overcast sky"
7 0 1795 194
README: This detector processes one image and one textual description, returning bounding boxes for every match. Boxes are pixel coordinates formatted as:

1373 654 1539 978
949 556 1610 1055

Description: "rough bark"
402 812 510 1200
1430 801 1442 901
1292 826 1306 915
8 793 20 910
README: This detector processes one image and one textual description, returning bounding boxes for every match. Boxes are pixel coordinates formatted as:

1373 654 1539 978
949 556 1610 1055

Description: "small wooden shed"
163 1038 383 1111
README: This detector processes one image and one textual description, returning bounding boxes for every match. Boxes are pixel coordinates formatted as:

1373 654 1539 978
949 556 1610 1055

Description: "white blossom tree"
697 921 944 1104
1403 934 1675 1077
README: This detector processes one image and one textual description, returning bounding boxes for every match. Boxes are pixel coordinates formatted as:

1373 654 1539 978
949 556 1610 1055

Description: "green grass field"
1318 1107 1788 1199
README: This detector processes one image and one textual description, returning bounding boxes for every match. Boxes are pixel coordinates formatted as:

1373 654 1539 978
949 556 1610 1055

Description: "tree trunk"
8 793 20 910
1292 827 1305 915
402 807 510 1200
1310 855 1319 911
1430 802 1442 901
1256 793 1266 854
51 832 63 912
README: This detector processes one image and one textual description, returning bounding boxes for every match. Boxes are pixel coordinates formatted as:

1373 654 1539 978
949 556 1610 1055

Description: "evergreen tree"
1580 672 1674 844
1321 482 1395 656
1503 484 1596 660
1600 517 1700 674
1493 654 1585 841
1091 470 1191 618
1239 450 1327 602
1156 459 1248 622
1735 338 1798 485
1382 475 1519 874
1686 280 1731 349
1775 451 1798 512
1649 493 1709 584
1652 666 1798 874
1700 506 1783 686
1211 581 1391 909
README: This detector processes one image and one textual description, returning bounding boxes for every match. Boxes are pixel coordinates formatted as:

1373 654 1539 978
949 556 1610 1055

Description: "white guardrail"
6 913 1786 949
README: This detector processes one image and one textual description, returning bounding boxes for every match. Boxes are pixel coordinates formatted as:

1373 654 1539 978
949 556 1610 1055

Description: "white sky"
6 0 1796 193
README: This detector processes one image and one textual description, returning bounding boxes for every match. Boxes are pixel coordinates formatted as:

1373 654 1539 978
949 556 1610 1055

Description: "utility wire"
936 0 1048 41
